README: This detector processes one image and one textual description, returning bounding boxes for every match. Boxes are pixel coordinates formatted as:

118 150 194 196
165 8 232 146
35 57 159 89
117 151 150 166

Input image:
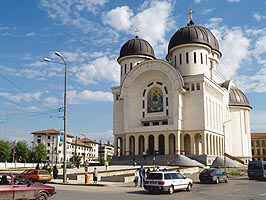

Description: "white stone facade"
112 20 252 164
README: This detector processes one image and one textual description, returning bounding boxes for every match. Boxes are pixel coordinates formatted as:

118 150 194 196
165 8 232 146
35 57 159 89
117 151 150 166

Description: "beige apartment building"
251 133 266 161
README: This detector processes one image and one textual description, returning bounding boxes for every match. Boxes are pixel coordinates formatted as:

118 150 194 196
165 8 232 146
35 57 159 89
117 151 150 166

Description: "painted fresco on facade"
147 87 163 113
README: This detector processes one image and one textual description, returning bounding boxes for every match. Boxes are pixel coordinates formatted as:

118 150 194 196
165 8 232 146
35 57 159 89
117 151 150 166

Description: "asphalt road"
49 178 266 200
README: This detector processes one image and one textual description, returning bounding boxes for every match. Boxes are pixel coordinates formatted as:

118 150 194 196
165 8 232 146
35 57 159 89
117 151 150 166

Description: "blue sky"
0 0 266 144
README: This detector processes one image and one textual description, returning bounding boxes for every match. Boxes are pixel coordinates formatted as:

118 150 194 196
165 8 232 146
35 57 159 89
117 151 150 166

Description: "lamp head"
43 58 52 62
55 52 63 58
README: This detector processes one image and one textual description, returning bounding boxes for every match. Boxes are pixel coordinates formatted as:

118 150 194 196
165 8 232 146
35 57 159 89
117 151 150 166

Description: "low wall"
0 162 37 169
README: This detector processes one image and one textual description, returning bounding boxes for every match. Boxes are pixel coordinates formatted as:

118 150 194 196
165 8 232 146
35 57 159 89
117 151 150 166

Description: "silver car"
144 171 193 194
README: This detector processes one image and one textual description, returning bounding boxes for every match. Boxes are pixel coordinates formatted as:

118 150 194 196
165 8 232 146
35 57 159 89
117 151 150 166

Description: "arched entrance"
169 134 175 155
139 135 145 155
158 134 165 155
148 135 154 155
129 136 135 155
184 134 191 155
195 134 202 155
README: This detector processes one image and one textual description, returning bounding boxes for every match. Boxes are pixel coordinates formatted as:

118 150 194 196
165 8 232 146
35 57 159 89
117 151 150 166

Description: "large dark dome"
118 36 155 61
168 20 221 55
229 86 251 109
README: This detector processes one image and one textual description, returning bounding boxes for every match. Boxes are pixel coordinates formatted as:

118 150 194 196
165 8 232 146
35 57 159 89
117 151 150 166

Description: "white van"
144 171 193 194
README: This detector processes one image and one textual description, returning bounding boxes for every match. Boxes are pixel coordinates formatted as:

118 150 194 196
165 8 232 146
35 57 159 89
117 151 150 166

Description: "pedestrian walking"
139 165 145 187
53 165 58 179
93 167 98 184
104 160 109 170
134 168 139 187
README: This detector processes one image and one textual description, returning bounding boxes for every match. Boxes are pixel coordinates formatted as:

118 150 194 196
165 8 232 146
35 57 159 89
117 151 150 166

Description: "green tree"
15 140 30 162
0 140 11 162
34 143 47 162
70 155 82 164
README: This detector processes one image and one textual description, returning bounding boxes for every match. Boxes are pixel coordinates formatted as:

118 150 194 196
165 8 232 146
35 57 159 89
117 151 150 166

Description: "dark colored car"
0 172 56 200
199 168 228 184
22 169 52 184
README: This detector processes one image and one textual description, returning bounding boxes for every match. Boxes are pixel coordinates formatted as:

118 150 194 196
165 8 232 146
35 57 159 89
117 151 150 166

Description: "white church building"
112 13 252 165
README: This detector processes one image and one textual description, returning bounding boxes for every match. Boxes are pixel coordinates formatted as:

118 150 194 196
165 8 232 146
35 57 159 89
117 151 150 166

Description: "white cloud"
72 56 120 85
103 6 133 32
131 1 174 57
0 92 41 103
68 89 113 104
206 19 250 79
219 27 250 78
39 0 108 33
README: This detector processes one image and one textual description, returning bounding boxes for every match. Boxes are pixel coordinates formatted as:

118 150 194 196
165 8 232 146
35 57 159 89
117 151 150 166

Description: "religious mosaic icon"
147 87 163 113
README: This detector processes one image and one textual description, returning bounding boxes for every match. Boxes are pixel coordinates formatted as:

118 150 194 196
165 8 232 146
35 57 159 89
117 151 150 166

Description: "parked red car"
0 172 56 200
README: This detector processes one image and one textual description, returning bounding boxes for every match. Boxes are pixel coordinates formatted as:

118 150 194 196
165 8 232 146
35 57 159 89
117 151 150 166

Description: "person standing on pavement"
139 165 145 187
84 160 88 172
134 168 139 187
93 167 98 184
104 160 109 170
53 165 58 179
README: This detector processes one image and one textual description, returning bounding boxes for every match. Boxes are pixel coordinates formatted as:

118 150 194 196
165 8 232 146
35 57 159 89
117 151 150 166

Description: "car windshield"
146 173 162 180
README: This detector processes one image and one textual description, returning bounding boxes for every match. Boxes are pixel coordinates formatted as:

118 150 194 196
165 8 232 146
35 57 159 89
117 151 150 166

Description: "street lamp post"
44 52 67 183
223 119 232 172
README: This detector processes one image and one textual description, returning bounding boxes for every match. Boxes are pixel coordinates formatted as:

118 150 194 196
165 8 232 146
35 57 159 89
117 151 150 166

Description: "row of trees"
0 140 47 163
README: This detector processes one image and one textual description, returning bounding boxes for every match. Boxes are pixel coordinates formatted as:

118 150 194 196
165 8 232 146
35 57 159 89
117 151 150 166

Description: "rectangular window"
174 55 176 66
196 83 200 90
179 53 182 65
143 122 150 126
200 53 203 64
194 52 197 63
143 89 146 97
142 100 145 109
153 121 159 126
191 84 195 91
48 136 51 139
166 109 169 116
130 63 132 70
186 52 189 64
162 120 168 125
143 112 145 118
124 64 127 74
166 97 168 106
156 81 163 85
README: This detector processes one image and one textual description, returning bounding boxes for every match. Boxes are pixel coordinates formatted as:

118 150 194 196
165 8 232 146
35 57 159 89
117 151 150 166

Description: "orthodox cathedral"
112 11 252 165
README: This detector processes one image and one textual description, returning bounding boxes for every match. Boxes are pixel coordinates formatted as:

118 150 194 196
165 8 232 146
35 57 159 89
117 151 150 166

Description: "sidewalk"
50 165 137 187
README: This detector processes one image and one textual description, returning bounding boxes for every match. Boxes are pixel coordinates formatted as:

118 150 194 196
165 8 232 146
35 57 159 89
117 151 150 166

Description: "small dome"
229 87 251 109
168 20 221 55
118 36 155 61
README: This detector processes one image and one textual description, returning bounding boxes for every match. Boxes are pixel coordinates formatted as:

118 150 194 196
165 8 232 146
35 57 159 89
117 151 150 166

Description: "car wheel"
186 183 192 191
215 178 219 184
168 186 174 194
36 192 48 200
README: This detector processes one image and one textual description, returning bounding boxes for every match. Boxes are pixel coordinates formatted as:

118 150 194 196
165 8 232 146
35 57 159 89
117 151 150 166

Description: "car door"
176 173 187 189
169 173 178 190
13 175 35 200
0 174 13 200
